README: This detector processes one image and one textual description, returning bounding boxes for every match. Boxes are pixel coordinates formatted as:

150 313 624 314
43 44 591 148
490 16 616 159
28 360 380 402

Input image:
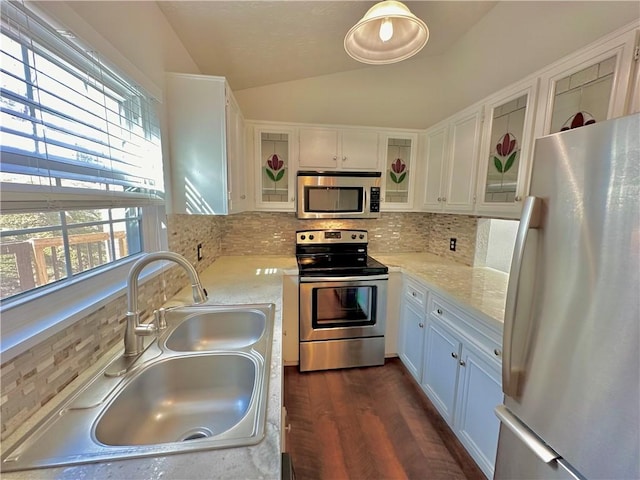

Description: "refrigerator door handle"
503 195 542 397
495 405 560 464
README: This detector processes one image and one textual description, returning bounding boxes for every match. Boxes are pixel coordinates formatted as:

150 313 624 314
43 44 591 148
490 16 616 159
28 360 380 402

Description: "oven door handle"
300 275 389 283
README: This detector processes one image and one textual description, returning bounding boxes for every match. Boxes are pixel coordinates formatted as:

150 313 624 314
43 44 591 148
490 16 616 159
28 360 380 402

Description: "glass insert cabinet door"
548 56 616 134
539 28 637 136
383 133 417 209
484 94 528 203
253 126 296 210
476 79 538 214
261 132 289 202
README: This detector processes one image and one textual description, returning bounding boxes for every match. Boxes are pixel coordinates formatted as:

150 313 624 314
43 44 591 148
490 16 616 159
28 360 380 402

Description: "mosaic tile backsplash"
1 210 477 441
218 211 478 265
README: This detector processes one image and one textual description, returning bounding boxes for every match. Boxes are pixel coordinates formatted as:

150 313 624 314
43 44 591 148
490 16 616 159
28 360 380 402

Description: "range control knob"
309 234 314 240
351 234 357 239
359 234 365 240
300 235 306 240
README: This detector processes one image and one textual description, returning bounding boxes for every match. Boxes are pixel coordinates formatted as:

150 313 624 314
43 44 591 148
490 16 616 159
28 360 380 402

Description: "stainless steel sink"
164 308 267 351
95 353 257 446
1 303 275 472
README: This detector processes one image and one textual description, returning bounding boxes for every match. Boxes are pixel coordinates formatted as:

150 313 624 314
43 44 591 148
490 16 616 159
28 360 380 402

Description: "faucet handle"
154 307 167 330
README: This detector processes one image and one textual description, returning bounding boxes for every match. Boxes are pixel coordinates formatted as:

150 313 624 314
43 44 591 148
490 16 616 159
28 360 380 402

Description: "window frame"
0 2 169 362
0 203 169 361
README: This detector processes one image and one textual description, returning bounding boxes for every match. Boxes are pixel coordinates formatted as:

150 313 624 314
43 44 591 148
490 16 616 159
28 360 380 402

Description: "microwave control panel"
369 187 380 212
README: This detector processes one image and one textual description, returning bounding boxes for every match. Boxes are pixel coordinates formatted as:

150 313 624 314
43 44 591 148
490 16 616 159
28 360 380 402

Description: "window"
0 1 164 303
0 208 142 299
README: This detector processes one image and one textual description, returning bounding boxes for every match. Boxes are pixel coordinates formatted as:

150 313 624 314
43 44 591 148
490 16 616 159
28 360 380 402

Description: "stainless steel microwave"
296 171 381 219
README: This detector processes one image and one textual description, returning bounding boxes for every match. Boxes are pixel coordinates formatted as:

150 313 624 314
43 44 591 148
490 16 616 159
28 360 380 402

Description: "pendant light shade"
344 0 429 65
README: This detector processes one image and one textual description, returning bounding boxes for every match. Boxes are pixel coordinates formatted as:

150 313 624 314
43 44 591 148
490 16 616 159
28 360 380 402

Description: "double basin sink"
1 303 275 472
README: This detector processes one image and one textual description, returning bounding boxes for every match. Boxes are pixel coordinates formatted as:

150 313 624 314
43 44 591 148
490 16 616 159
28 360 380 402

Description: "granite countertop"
373 253 509 328
3 252 504 479
2 255 297 480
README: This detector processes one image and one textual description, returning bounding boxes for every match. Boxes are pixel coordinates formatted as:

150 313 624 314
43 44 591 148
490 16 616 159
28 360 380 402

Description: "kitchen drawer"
404 276 428 309
429 294 502 365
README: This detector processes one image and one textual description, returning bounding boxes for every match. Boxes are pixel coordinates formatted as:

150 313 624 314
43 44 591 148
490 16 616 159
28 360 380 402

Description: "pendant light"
344 0 429 65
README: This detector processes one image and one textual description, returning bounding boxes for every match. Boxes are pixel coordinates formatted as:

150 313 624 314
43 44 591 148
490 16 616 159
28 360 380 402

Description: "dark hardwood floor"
284 358 486 480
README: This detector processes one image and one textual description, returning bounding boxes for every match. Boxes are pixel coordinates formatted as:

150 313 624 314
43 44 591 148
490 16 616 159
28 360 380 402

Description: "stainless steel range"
296 229 388 372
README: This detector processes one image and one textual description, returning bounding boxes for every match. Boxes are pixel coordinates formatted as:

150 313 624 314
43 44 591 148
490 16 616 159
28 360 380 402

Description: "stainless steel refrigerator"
494 113 640 480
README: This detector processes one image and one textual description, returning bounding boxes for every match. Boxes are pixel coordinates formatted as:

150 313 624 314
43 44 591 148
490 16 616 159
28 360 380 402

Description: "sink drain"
178 427 214 442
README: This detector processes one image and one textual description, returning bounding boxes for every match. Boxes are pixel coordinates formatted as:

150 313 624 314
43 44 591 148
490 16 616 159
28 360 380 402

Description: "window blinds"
0 1 164 212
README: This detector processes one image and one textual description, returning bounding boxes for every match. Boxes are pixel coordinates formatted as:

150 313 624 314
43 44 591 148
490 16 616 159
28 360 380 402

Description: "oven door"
299 275 387 341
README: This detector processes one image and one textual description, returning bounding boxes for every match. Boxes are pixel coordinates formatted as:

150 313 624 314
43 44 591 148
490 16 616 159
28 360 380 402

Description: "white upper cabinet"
298 127 380 170
226 92 248 214
536 27 638 136
380 132 419 210
474 79 539 219
421 106 483 213
422 124 448 210
251 123 297 211
165 73 246 215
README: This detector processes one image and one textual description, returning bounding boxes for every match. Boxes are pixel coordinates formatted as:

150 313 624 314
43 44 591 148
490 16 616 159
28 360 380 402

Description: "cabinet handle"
418 323 424 328
459 360 466 367
494 348 502 357
285 424 292 433
451 352 458 359
437 308 443 315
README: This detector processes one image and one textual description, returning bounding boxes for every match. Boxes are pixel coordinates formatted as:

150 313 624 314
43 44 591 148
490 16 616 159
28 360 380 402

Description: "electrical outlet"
449 238 457 251
197 243 203 261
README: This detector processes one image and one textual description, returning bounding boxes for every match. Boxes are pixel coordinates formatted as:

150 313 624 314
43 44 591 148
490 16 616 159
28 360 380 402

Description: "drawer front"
404 277 428 308
429 295 502 364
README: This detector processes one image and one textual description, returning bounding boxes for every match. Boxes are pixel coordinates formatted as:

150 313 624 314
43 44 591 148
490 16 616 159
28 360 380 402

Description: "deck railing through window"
1 230 130 299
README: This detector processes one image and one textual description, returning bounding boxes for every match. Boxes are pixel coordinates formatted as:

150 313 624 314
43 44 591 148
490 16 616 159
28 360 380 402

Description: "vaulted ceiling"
157 1 497 90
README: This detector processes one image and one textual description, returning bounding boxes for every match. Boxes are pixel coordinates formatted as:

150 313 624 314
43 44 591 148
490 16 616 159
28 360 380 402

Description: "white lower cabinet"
398 275 503 479
422 320 461 425
397 278 428 381
454 339 503 479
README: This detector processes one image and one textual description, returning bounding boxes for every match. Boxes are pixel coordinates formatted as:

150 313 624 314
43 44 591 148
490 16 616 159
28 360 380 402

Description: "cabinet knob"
494 348 502 357
437 197 441 202
290 197 295 202
333 155 338 161
451 352 458 359
515 196 522 202
411 292 417 297
459 360 466 367
437 308 443 315
442 197 446 202
343 156 347 161
240 194 246 200
418 323 424 328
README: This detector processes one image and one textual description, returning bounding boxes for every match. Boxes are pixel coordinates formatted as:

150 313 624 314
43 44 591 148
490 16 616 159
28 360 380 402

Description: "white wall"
34 1 201 92
235 1 640 130
475 218 519 274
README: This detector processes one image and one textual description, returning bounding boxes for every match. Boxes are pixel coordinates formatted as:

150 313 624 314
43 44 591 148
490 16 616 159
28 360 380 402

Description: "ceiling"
157 1 497 91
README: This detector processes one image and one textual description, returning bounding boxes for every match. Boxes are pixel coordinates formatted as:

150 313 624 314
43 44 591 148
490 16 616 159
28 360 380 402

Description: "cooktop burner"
296 229 388 277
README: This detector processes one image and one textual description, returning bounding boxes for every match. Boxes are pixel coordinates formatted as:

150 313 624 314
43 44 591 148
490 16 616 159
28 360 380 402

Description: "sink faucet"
124 251 208 357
